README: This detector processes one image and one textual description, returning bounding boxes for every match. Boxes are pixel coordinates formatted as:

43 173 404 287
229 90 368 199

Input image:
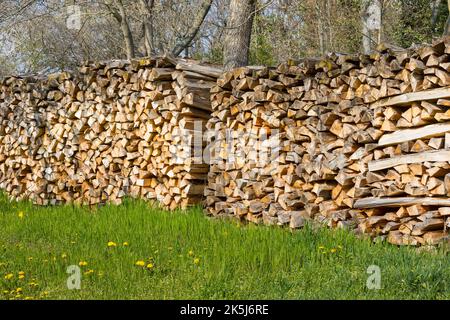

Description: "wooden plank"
378 122 450 146
368 150 450 172
354 197 450 209
175 61 224 78
370 87 450 108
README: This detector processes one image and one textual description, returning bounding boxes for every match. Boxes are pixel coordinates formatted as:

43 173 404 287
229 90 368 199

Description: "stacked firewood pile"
0 56 222 208
205 37 450 245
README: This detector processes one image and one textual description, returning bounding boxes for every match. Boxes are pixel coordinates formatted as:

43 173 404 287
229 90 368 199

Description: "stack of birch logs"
0 56 222 209
205 37 450 245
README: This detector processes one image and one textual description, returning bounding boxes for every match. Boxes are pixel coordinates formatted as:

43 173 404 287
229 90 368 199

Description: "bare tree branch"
171 0 213 57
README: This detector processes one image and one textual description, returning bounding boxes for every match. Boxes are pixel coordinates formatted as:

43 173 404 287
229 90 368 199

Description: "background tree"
0 0 449 76
223 0 257 70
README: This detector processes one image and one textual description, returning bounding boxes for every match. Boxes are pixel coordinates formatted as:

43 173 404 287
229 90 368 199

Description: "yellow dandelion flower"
135 260 145 267
78 261 88 267
16 288 22 293
107 241 117 248
146 263 154 270
330 248 337 253
188 250 194 257
4 273 13 280
18 211 24 219
18 271 25 276
122 242 129 247
84 269 94 276
193 258 200 265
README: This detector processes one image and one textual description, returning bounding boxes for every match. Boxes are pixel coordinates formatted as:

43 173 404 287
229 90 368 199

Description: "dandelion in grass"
16 288 22 294
18 271 25 279
107 241 117 248
84 269 94 276
135 260 145 267
122 242 129 247
194 258 200 265
18 211 24 219
330 248 337 253
4 273 13 280
146 263 154 270
78 261 88 267
188 250 194 257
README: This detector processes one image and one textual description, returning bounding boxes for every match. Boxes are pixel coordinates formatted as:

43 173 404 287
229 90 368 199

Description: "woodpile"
205 37 450 245
0 56 222 209
1 36 449 246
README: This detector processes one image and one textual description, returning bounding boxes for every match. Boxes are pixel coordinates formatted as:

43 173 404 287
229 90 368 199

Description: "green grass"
0 194 449 300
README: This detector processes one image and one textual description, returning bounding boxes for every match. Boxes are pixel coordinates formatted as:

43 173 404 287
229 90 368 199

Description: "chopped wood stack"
0 57 222 209
205 37 450 245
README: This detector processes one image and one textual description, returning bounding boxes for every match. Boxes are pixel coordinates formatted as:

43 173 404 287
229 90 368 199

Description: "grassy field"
0 194 449 300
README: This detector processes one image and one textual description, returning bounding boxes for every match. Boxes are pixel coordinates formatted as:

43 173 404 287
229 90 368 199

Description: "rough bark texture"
223 0 257 71
115 0 135 59
445 0 450 35
140 0 155 56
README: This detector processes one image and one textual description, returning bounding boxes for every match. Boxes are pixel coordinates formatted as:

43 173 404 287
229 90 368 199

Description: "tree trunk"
444 0 450 35
316 1 326 55
115 0 135 59
361 0 381 54
361 0 372 54
223 0 257 71
140 0 155 56
431 0 442 31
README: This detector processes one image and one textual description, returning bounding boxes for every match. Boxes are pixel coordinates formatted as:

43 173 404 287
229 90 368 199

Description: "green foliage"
249 14 277 66
0 194 449 300
196 45 224 65
390 0 448 48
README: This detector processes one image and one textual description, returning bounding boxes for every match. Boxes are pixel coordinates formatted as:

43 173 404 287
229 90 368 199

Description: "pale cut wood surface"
368 150 450 171
370 87 450 108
